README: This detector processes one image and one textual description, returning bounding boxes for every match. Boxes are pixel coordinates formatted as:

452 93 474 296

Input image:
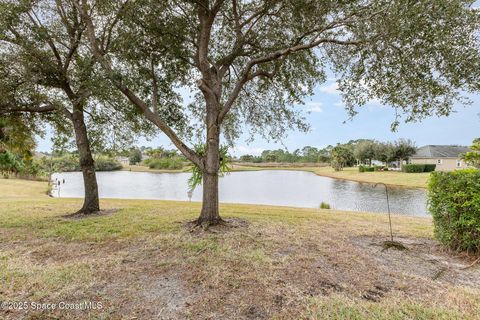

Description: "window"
437 159 442 164
456 160 462 167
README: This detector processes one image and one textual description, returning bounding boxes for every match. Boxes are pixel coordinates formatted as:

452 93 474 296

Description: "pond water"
51 170 428 216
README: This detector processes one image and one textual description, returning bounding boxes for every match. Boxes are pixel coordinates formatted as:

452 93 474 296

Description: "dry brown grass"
0 178 478 319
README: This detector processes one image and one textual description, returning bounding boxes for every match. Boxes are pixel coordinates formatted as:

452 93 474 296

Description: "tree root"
381 240 408 252
461 257 480 270
63 208 116 219
189 217 225 231
187 217 248 233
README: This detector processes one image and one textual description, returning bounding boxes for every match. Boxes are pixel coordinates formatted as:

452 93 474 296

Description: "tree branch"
76 0 203 168
218 36 375 123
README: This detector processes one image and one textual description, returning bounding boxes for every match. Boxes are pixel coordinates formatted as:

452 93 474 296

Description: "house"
410 145 471 171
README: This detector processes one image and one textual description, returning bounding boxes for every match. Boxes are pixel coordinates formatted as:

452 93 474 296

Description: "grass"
234 164 430 188
0 178 478 319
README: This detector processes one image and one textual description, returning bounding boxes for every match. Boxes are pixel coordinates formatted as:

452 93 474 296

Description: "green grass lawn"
0 178 478 319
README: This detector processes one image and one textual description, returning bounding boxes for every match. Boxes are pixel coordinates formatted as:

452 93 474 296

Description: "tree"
239 154 254 162
393 139 417 169
0 1 149 213
353 140 376 165
462 138 480 168
78 0 480 225
373 142 396 164
331 144 354 171
129 149 142 165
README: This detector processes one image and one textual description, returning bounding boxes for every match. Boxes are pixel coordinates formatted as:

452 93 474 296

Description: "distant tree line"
238 139 417 171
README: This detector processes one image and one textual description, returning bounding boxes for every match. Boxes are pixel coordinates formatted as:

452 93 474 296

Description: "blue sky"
36 78 480 156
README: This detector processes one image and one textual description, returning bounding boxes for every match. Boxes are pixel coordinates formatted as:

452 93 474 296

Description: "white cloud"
232 145 265 156
303 102 323 113
319 82 339 94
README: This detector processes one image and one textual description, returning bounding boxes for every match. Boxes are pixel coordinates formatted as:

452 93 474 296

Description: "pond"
51 170 428 216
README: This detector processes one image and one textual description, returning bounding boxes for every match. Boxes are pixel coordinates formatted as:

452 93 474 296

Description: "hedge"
428 169 480 252
424 164 437 172
402 164 425 172
358 165 375 172
402 163 437 173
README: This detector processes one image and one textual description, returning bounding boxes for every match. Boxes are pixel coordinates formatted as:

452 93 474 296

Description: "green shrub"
359 165 375 172
402 164 425 173
148 157 184 170
38 155 122 173
423 164 436 172
428 169 480 252
94 156 122 171
320 202 331 209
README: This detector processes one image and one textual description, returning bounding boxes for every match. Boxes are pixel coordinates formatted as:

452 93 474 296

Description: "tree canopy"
7 0 480 224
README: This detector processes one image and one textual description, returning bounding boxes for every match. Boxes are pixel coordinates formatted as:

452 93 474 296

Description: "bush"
320 202 331 209
359 165 375 172
147 157 184 170
428 169 480 252
94 156 122 171
38 155 122 173
402 164 425 173
423 164 436 172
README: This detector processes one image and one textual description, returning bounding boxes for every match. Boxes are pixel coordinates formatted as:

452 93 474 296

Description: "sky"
35 76 480 156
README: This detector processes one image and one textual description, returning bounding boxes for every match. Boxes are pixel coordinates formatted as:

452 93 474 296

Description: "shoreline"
120 163 428 189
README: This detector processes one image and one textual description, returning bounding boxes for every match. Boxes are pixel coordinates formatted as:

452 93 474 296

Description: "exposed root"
461 257 480 270
62 208 117 219
184 217 249 234
381 240 408 252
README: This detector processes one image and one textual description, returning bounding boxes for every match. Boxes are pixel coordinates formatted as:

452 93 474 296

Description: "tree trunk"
198 171 221 225
196 112 222 226
71 108 100 214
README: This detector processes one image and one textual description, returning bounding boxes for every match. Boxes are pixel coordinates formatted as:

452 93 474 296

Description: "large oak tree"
0 0 149 213
78 0 480 225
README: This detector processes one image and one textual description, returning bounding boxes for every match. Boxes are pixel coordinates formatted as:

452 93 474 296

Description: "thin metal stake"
374 183 394 242
384 184 393 242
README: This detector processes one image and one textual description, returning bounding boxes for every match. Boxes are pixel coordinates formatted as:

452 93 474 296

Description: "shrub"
428 169 480 252
359 165 375 172
402 164 425 173
94 156 122 171
148 157 184 170
423 164 436 172
320 202 331 209
38 155 122 173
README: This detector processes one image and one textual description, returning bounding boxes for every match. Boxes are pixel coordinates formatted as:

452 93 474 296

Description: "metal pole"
374 183 394 242
385 184 393 242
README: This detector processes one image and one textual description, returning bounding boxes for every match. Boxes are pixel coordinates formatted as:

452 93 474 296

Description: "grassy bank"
234 164 430 188
1 178 478 319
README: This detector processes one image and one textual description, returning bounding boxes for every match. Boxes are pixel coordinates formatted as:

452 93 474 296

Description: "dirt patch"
352 236 480 289
61 209 118 219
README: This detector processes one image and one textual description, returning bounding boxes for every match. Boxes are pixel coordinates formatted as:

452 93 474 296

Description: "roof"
411 145 471 159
